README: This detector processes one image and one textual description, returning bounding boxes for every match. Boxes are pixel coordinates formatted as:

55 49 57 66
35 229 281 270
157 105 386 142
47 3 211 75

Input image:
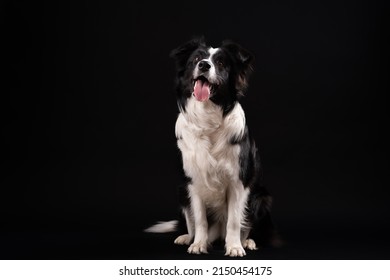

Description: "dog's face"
171 37 254 111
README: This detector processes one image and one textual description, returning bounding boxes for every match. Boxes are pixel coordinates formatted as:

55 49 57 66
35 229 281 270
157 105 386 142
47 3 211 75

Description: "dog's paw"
243 239 258 250
188 242 208 254
225 244 246 257
174 234 192 245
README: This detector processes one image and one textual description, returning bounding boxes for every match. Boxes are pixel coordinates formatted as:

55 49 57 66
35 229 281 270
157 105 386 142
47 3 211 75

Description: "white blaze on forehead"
193 47 220 85
208 47 219 58
206 48 219 83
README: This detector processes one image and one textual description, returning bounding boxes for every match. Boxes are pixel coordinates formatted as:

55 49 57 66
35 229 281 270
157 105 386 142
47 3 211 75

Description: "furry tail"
144 220 178 233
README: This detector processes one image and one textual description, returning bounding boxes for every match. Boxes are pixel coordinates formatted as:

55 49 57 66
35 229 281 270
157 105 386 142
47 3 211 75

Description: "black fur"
170 37 255 115
170 37 277 248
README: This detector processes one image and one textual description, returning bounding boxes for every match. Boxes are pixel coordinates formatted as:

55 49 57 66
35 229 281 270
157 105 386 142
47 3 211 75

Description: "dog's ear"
170 36 206 72
222 40 254 95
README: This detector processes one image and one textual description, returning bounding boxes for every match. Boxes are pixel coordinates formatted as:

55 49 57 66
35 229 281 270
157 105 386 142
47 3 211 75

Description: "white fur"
175 96 251 257
144 220 177 233
193 47 220 84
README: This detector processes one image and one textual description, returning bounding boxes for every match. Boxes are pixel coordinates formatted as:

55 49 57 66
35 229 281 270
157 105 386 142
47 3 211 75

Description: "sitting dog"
145 37 275 257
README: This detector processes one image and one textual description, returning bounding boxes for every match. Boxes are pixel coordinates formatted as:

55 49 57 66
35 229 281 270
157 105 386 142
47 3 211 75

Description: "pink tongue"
193 80 210 102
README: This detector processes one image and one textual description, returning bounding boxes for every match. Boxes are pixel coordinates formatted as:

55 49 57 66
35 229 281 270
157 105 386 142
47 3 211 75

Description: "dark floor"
2 219 389 260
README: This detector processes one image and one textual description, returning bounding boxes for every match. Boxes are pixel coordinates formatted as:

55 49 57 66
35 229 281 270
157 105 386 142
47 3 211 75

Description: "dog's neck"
181 97 224 132
177 97 246 143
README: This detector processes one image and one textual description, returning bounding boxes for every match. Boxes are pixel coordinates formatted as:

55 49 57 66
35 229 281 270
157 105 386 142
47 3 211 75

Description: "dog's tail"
144 220 178 233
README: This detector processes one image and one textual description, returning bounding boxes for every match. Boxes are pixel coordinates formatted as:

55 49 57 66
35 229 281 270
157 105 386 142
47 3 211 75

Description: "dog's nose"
198 61 211 72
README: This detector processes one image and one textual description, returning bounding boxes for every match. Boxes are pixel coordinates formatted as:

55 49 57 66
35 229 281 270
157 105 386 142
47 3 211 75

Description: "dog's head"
170 37 254 112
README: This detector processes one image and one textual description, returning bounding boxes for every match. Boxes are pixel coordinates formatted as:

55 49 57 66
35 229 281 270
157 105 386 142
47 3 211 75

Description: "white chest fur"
175 97 246 208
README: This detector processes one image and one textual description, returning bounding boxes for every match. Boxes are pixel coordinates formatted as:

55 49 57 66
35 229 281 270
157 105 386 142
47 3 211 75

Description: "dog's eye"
217 60 224 67
194 56 200 62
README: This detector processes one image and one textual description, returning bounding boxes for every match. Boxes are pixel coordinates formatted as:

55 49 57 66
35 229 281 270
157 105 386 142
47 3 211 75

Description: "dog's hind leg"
174 207 194 245
241 230 258 251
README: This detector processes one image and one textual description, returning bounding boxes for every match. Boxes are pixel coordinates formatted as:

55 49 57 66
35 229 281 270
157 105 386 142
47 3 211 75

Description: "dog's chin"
192 76 218 102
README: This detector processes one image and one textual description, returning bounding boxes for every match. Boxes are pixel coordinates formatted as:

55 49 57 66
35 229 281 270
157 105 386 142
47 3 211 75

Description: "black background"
2 0 389 259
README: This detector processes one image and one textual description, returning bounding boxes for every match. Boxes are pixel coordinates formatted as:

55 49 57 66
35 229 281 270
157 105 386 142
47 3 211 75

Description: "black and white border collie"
146 37 275 257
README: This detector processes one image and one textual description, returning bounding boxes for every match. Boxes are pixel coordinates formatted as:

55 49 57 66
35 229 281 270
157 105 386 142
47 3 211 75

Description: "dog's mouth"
192 76 217 102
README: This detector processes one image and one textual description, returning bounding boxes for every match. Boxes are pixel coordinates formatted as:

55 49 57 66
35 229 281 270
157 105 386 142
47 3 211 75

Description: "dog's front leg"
187 185 208 254
225 184 249 257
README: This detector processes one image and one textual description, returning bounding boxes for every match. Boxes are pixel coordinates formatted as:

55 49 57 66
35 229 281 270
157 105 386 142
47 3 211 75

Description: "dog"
145 37 275 257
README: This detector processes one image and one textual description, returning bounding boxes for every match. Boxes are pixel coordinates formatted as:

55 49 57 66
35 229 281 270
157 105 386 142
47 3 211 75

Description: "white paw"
174 234 192 245
188 242 208 254
225 244 246 257
243 239 258 250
